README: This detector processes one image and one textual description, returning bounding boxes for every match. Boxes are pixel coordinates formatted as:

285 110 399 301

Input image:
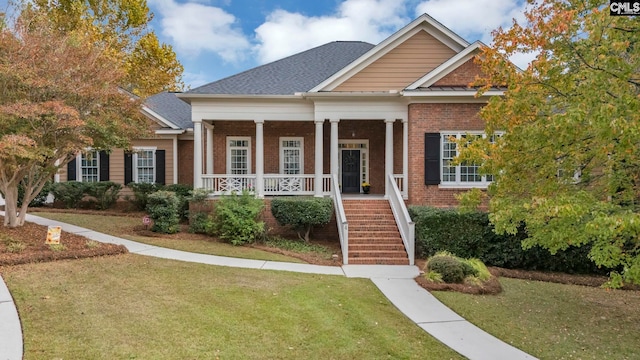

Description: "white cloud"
150 0 250 63
415 0 527 44
253 0 410 64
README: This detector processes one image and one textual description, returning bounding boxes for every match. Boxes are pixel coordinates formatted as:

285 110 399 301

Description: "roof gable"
406 41 485 89
186 41 375 96
142 92 192 130
310 13 469 92
332 30 457 92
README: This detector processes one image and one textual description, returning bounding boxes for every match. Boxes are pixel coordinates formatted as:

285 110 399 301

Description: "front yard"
1 211 639 359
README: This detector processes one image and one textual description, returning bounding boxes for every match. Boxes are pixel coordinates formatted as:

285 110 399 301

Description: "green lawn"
34 212 307 263
434 278 640 360
4 255 462 359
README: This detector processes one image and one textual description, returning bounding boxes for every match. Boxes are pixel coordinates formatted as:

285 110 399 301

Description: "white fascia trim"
406 41 485 90
402 90 504 97
141 106 180 130
309 14 469 93
155 129 186 135
300 91 402 99
177 93 303 101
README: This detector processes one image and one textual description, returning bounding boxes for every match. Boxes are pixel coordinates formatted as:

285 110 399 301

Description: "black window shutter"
99 151 109 181
67 158 77 181
155 150 166 185
424 133 441 185
124 153 133 185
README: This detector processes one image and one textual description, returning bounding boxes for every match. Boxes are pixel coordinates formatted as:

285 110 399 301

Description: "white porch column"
314 119 324 197
193 120 203 189
255 119 265 198
205 124 214 174
330 119 339 177
402 118 409 199
173 136 179 184
384 119 395 198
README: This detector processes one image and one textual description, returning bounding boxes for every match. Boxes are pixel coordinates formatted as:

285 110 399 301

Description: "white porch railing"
331 174 349 264
201 174 332 196
201 174 257 195
393 174 408 199
387 174 415 265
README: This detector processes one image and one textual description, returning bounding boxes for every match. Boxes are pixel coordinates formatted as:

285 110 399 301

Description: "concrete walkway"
0 212 537 360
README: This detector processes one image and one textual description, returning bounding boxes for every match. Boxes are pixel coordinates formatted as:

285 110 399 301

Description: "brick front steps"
343 199 409 265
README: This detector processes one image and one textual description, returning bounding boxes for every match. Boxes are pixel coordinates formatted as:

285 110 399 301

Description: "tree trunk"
2 185 20 227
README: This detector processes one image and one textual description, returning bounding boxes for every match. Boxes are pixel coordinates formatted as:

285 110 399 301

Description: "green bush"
188 212 212 234
213 191 264 245
146 190 180 234
409 206 607 275
84 181 122 210
270 197 333 242
128 182 164 210
188 188 212 234
165 184 193 221
427 255 465 283
16 180 52 208
51 181 86 208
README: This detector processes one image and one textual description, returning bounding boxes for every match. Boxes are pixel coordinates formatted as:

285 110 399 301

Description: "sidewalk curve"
0 212 537 360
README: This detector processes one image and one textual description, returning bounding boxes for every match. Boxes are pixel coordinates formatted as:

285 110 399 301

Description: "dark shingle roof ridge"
187 41 375 95
192 40 373 92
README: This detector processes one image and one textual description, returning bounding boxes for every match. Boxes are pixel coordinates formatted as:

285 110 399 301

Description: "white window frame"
77 150 99 183
226 137 252 174
133 147 156 184
439 132 502 188
279 137 304 175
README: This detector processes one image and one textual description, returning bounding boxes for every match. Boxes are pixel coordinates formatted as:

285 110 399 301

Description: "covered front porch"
192 117 409 199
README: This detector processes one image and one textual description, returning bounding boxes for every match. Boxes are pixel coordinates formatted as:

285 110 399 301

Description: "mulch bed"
6 209 637 293
0 216 128 267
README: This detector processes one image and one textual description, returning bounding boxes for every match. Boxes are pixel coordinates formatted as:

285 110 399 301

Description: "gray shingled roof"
187 41 375 95
144 92 192 129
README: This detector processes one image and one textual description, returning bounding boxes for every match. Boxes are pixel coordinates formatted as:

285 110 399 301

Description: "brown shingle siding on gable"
334 31 457 92
432 57 484 87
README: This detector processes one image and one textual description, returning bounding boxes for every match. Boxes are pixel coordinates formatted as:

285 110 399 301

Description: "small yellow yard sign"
46 226 61 244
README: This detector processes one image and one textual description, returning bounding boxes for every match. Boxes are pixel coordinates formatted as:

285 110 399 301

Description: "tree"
461 0 640 287
29 0 184 96
0 8 149 227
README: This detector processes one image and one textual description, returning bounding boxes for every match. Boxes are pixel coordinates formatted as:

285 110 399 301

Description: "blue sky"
147 0 533 89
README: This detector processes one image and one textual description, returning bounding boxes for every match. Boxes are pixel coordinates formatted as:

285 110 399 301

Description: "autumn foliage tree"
460 0 640 287
0 8 150 227
29 0 184 97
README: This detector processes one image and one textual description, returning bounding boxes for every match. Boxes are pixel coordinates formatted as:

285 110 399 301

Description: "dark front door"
341 150 360 193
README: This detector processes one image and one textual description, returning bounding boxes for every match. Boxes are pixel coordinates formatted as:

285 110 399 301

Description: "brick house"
179 14 501 204
177 14 505 265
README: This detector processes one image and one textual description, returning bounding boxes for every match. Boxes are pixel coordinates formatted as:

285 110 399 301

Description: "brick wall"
407 103 486 206
432 57 484 87
178 139 194 186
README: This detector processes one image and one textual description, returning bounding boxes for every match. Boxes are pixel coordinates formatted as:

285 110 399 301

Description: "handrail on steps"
331 174 349 265
387 174 415 265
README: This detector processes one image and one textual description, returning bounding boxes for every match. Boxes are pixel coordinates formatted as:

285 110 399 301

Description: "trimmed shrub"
17 180 52 208
213 191 264 245
165 184 193 221
188 188 212 234
146 190 180 234
270 197 333 242
128 182 164 210
51 181 86 208
427 255 465 283
84 181 122 210
409 206 607 275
